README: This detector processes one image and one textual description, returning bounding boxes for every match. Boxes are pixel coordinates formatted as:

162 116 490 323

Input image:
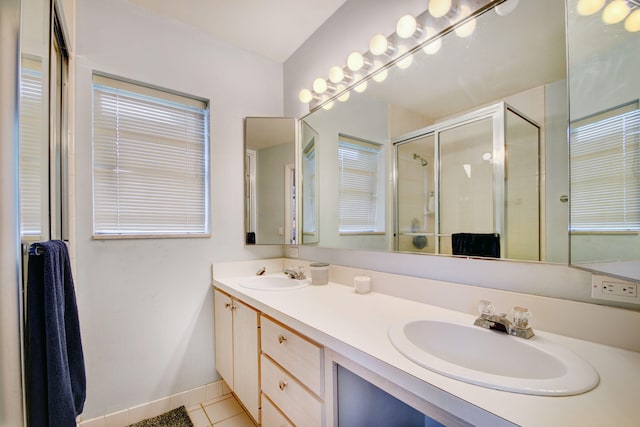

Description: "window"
338 135 385 233
570 102 640 232
92 74 210 237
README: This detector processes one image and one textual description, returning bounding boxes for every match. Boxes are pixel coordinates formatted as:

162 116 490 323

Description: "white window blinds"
92 74 209 237
338 136 382 233
302 141 317 235
570 105 640 232
19 60 45 237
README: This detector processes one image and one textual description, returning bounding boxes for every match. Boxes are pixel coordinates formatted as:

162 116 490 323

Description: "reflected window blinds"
338 136 383 233
570 103 640 232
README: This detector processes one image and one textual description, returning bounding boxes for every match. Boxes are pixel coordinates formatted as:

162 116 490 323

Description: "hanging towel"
451 233 500 258
26 240 86 427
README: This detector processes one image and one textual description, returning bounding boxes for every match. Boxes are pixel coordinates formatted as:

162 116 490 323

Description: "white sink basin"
239 275 310 291
388 319 599 396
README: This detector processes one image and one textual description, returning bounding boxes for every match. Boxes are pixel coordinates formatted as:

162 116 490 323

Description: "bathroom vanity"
212 259 640 426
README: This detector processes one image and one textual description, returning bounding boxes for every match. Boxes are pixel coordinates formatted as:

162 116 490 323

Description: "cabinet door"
213 289 234 389
233 299 260 422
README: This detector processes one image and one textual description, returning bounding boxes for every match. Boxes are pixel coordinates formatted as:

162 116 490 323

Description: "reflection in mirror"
301 0 568 263
394 103 541 260
244 117 296 245
567 0 640 282
301 122 319 244
19 0 51 243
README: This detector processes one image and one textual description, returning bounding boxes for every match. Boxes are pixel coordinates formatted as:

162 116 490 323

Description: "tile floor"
186 393 256 427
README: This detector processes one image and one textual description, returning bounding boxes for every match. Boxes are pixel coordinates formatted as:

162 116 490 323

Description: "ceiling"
125 0 348 62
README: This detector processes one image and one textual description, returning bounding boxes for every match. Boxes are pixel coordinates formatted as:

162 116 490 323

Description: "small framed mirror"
244 117 296 245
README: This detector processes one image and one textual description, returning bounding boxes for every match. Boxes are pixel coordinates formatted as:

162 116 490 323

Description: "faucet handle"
477 300 495 317
511 306 532 329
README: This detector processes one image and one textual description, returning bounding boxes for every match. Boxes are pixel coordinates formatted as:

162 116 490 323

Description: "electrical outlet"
288 246 299 258
591 275 640 304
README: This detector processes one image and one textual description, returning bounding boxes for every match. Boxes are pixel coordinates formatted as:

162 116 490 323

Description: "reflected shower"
413 153 428 166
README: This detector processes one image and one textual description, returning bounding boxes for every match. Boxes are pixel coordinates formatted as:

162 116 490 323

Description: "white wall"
74 0 283 418
282 1 622 306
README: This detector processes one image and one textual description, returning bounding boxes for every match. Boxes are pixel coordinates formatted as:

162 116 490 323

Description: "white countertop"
213 273 640 427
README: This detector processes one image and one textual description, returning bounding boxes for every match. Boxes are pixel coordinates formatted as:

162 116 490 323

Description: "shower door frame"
393 101 540 258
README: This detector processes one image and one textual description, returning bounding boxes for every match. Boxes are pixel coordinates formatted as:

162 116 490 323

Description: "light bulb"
370 34 393 56
373 68 388 82
336 84 350 102
396 46 414 69
455 6 477 38
322 101 335 110
312 77 328 94
576 0 605 16
602 0 630 24
396 14 418 39
299 89 313 104
329 66 345 84
625 8 640 32
429 0 452 18
422 27 442 55
495 0 520 16
347 52 365 71
354 80 368 93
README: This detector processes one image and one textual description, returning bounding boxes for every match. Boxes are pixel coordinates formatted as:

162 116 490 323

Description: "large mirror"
300 0 569 263
244 117 296 245
567 0 640 282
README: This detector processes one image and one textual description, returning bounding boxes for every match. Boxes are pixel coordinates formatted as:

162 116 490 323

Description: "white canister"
309 262 329 285
354 275 372 294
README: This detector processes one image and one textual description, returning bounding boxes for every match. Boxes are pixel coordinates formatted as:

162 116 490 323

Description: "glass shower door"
395 134 435 253
438 117 496 255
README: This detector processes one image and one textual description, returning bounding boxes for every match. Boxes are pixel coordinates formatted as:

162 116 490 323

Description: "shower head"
413 153 428 166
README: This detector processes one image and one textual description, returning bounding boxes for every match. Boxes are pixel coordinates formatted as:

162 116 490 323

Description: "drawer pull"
224 303 236 311
278 380 288 391
277 334 287 344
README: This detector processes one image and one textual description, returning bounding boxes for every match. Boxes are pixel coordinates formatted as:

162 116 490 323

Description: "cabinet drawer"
261 354 322 427
261 316 323 396
261 394 294 427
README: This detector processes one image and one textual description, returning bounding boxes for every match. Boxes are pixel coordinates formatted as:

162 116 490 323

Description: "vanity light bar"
577 0 640 31
298 0 505 112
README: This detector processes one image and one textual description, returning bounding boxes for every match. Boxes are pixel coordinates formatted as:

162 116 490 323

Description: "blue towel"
26 240 86 426
451 233 501 258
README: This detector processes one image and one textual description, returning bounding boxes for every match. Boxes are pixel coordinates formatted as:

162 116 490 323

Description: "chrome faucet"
283 266 306 280
473 300 534 339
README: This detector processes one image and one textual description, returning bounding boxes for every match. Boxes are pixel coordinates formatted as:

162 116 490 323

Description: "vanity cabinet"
260 315 324 427
213 289 260 422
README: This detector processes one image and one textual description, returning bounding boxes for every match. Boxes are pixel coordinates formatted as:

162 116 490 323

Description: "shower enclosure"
394 102 541 260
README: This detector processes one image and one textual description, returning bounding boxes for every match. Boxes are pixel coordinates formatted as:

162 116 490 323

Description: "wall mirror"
567 0 640 282
244 117 296 245
300 0 569 263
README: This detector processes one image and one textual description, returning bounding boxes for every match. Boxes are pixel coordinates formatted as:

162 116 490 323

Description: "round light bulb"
328 66 345 84
429 0 452 18
336 84 350 102
396 14 418 39
455 6 477 38
495 0 520 16
422 27 442 55
322 101 335 111
576 0 605 16
347 51 365 71
299 88 313 104
312 77 328 94
602 0 630 24
625 8 640 32
370 34 391 56
396 46 413 69
354 80 368 93
373 68 388 82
